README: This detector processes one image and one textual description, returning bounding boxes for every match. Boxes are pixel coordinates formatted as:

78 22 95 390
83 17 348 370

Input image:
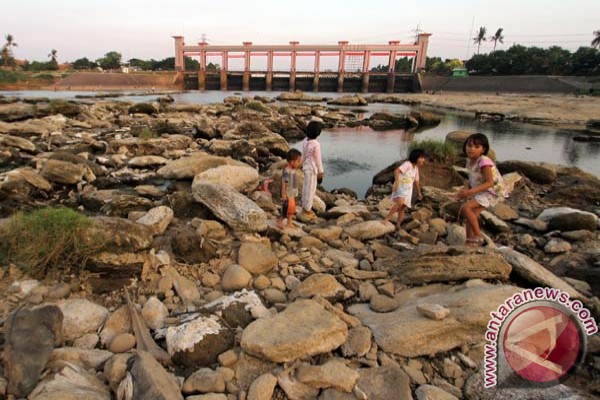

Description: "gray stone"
141 296 169 331
417 303 451 320
446 224 466 246
248 373 278 400
128 351 183 400
497 160 557 184
29 364 110 400
192 182 267 232
356 366 412 400
296 358 359 392
544 239 572 253
58 299 109 342
344 220 395 240
342 326 372 357
192 164 260 194
289 273 352 302
2 306 63 398
135 206 174 235
183 368 225 394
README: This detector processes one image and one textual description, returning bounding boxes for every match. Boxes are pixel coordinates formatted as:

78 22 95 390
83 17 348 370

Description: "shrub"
48 99 80 117
132 127 156 139
128 102 158 115
0 207 104 276
153 120 181 135
408 139 457 164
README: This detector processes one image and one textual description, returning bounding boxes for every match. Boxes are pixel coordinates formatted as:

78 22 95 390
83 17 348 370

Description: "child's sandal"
466 237 484 247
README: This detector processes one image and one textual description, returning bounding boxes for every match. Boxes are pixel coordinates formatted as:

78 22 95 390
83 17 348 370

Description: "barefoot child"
278 149 302 229
301 121 324 221
457 133 505 246
384 149 426 229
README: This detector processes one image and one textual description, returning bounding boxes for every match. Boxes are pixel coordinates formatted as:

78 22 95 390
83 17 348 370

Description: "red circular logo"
502 305 581 383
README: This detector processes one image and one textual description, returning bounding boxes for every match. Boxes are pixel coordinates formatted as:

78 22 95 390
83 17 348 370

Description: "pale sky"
2 0 598 67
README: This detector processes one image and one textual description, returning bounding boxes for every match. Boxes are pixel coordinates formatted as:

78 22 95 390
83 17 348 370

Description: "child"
384 149 426 229
457 133 505 246
278 149 302 229
301 120 324 221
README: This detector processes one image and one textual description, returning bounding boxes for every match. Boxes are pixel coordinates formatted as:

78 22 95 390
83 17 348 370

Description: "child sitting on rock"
457 133 506 246
384 149 426 229
278 149 302 229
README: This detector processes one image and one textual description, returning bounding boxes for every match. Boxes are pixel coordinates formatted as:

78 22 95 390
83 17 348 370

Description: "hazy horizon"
2 0 598 67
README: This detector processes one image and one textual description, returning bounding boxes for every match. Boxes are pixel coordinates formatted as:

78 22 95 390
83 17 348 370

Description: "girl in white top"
384 149 426 229
301 121 324 220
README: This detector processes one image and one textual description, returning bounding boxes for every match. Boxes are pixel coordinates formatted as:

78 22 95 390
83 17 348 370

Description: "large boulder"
327 95 367 106
135 206 174 236
289 273 353 302
192 164 259 194
374 246 512 284
29 364 110 400
356 366 412 400
348 283 521 357
2 306 63 398
0 102 37 122
497 160 557 184
192 182 267 232
0 134 37 152
40 159 95 185
537 207 598 232
84 216 154 252
157 153 246 179
241 299 348 363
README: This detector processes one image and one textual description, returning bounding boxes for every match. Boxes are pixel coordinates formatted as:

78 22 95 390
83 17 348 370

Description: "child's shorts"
282 197 296 217
474 192 499 208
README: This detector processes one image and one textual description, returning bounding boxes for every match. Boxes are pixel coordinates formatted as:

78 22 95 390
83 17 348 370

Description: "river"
2 90 599 197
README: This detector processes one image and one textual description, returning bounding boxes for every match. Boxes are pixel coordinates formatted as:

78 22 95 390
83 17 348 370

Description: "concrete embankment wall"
55 72 180 90
420 75 595 94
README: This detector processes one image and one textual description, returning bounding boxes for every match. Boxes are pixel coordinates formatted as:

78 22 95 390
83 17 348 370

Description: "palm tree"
5 34 17 53
490 28 504 52
473 27 487 54
592 30 600 49
48 49 58 63
2 34 18 68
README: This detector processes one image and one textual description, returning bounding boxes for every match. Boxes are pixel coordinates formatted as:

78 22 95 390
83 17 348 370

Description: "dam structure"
173 34 431 93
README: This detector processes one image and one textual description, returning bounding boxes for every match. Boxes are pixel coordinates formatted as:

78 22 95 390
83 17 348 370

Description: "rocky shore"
0 93 599 399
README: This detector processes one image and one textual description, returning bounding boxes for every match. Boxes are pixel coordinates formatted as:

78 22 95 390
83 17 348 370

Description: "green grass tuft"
408 139 458 164
0 207 104 276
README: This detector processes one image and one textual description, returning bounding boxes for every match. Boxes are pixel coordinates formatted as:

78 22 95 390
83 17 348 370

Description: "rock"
166 316 235 367
29 363 110 400
193 164 259 194
289 273 352 302
513 217 548 232
357 366 412 400
48 347 113 371
73 333 99 349
328 204 370 216
342 326 372 357
2 167 53 193
161 265 201 309
183 368 226 394
248 373 278 400
278 367 321 399
445 130 473 153
158 153 246 179
58 299 109 342
544 239 572 253
497 247 585 300
40 159 94 185
377 247 511 284
109 333 136 353
370 294 399 312
0 102 37 121
344 220 395 240
416 384 459 400
85 216 154 252
429 218 448 236
135 206 174 235
127 350 183 400
100 305 131 346
446 224 466 246
490 203 519 221
297 358 359 392
311 226 343 243
104 354 131 392
549 213 597 232
142 296 169 331
192 182 267 232
0 134 36 152
562 229 595 241
464 369 587 400
417 303 451 320
241 299 348 363
481 210 511 233
238 242 278 274
128 102 158 115
497 160 557 184
263 288 287 304
128 155 168 167
2 306 63 398
327 95 367 106
222 264 252 291
324 249 359 269
349 283 521 357
46 282 71 299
